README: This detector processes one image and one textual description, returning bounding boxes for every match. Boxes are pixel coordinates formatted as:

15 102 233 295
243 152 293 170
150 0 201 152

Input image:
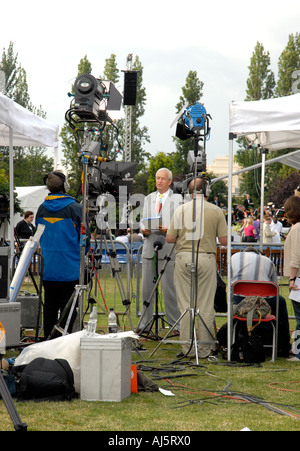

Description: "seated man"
231 247 291 357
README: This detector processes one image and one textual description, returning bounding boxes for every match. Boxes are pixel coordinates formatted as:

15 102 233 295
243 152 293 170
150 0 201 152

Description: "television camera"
65 73 138 220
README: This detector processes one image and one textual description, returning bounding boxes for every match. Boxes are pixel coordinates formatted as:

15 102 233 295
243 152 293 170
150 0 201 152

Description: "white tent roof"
0 92 59 268
229 93 300 150
0 92 59 147
14 186 48 227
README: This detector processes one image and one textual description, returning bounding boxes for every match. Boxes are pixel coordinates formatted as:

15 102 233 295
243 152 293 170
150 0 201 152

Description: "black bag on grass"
231 333 265 363
15 357 77 402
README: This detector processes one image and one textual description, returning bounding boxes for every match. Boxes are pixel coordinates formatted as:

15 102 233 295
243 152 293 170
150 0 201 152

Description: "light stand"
151 105 218 362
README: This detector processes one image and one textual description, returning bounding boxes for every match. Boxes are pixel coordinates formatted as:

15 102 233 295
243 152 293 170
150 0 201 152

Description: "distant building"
207 155 242 195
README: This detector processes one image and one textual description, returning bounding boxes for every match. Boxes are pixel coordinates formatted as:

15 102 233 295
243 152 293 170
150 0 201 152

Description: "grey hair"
156 168 173 181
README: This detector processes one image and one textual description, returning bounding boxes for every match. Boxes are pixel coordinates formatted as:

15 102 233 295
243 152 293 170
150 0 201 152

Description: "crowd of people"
233 198 287 244
13 171 300 362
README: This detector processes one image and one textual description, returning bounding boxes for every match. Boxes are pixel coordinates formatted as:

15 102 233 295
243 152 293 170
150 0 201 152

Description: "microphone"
153 236 166 252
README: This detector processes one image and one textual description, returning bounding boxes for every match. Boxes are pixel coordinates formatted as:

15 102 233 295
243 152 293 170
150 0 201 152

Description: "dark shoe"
176 351 196 359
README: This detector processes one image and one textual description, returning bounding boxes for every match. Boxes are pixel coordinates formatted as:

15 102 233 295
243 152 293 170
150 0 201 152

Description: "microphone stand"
138 239 172 340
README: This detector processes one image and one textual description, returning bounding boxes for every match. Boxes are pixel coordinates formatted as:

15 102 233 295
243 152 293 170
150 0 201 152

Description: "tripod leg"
0 370 27 431
46 286 85 339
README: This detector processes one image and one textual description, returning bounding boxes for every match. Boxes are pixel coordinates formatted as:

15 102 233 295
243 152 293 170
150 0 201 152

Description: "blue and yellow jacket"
36 193 90 282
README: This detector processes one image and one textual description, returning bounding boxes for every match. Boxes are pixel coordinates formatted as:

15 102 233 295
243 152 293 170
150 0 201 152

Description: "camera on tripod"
65 73 138 221
173 150 210 196
67 73 123 125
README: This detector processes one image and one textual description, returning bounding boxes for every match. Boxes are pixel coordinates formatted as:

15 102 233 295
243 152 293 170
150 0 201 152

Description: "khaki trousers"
174 252 217 357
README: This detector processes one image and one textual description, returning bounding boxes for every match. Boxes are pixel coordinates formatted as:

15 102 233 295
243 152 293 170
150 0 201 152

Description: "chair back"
232 280 279 298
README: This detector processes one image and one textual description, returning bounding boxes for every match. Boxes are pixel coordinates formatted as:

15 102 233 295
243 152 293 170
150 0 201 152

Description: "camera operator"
136 168 181 335
166 177 227 359
36 171 90 339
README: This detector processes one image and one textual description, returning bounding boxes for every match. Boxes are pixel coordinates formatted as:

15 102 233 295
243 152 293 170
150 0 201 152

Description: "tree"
234 42 275 206
0 42 53 189
265 34 300 188
173 70 204 174
126 55 151 170
268 171 300 208
276 33 300 97
246 41 275 100
101 54 121 158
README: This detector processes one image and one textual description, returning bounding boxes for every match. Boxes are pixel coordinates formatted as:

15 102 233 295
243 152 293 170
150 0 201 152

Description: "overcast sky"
1 0 300 165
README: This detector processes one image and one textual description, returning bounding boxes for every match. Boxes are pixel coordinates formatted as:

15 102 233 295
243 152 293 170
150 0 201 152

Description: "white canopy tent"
227 93 300 360
14 186 48 227
0 92 59 265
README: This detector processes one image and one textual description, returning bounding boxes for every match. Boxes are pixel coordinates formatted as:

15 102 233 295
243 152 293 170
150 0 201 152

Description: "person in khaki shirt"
166 177 227 359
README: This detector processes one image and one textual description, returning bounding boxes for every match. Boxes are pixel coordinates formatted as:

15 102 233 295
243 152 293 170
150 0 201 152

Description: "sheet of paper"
142 217 161 230
288 277 300 303
159 388 175 396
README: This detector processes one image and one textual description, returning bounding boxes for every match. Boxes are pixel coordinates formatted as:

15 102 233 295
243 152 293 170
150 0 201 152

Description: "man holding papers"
136 168 181 334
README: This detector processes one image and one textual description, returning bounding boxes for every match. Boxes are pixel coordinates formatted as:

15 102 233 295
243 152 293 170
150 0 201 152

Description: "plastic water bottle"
87 306 98 335
108 308 118 333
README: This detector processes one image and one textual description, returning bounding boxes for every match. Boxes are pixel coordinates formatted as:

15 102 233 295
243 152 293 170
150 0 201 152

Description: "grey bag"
233 296 271 335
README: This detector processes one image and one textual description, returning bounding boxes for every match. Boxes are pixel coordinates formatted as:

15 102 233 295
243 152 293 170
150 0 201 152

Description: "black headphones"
43 171 70 193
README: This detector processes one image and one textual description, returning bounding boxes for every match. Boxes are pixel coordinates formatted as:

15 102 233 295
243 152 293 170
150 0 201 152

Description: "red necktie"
155 194 163 216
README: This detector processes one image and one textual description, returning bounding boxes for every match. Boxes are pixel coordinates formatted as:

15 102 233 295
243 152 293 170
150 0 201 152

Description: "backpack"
233 296 271 335
232 296 271 363
15 357 77 402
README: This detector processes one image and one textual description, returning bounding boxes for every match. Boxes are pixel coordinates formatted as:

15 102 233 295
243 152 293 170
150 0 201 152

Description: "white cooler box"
0 302 21 348
80 334 132 402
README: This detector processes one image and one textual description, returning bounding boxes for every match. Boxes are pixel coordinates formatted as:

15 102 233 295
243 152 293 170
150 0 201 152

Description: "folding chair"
232 280 279 361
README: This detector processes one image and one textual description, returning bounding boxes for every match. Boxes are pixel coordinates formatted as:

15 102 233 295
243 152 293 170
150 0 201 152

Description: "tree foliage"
268 171 300 208
234 42 275 206
0 41 53 188
275 33 300 97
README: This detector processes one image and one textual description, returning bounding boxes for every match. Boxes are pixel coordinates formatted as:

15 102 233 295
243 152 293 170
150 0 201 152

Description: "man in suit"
243 194 253 212
137 168 181 334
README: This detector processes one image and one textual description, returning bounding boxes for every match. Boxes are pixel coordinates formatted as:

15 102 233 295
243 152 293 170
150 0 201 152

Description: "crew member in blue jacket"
36 171 90 338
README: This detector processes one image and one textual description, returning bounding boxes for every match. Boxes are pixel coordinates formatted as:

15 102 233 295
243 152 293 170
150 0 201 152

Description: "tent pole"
9 127 14 273
227 133 235 361
259 149 267 253
53 147 58 170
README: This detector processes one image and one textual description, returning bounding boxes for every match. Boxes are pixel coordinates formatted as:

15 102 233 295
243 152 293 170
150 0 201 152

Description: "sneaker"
287 356 300 362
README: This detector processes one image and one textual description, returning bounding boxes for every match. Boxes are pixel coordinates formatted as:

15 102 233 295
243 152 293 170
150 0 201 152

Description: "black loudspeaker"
0 247 9 301
123 71 138 106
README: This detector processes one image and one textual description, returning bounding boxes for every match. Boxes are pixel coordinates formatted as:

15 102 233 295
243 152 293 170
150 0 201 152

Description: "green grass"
1 271 300 431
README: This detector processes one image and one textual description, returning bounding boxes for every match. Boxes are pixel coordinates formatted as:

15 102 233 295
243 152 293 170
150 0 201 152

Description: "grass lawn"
1 270 300 432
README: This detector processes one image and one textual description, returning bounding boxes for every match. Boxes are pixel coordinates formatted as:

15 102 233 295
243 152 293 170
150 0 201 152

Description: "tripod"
47 284 88 339
138 240 174 340
0 356 27 431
